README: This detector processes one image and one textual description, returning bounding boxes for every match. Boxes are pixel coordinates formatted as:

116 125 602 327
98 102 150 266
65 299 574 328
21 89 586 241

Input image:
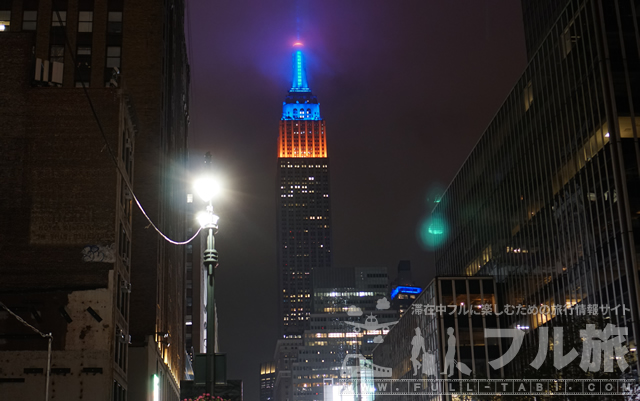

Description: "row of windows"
280 165 328 169
47 43 121 87
49 45 120 68
0 10 122 33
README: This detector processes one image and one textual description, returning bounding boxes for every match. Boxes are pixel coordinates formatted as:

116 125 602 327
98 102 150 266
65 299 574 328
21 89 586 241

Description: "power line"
51 4 200 246
0 301 52 401
0 302 51 339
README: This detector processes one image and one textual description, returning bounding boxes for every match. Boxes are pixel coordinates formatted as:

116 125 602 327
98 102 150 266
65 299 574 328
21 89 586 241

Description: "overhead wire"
0 301 52 401
51 4 201 246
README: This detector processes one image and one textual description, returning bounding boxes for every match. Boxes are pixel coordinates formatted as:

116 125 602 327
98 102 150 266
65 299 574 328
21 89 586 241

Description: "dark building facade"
0 0 190 400
433 0 640 377
373 276 500 401
277 42 333 337
0 32 135 400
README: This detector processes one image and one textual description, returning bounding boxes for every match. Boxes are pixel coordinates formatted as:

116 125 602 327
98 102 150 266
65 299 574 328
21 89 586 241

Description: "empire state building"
277 42 332 337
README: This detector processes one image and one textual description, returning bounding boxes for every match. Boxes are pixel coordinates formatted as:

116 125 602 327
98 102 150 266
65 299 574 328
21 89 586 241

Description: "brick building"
0 1 190 400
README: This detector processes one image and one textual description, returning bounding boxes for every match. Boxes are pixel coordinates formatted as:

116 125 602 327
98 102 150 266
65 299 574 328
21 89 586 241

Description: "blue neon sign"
391 286 422 299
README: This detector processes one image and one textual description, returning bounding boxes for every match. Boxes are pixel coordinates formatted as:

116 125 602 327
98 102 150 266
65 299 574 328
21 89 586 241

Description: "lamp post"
195 176 220 395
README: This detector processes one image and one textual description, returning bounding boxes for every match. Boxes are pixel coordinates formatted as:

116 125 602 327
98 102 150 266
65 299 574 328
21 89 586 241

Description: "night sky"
185 1 526 399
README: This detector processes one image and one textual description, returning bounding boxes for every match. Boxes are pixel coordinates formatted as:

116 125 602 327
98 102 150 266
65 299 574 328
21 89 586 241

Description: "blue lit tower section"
277 42 332 337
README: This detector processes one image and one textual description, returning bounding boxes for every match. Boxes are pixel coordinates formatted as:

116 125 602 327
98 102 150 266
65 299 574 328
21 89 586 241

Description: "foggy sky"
185 1 526 399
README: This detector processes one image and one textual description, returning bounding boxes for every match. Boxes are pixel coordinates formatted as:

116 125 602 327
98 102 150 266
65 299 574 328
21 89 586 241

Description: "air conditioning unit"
34 58 49 81
34 59 63 86
51 62 63 84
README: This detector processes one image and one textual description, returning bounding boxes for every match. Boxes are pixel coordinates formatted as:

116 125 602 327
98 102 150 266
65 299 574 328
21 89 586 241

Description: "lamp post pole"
202 202 219 395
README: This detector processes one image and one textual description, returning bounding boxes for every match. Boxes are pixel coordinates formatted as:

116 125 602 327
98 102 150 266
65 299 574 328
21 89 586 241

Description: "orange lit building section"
278 120 327 158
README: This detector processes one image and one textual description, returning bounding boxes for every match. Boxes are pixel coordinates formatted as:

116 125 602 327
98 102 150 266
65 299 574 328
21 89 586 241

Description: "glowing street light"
194 176 221 203
194 166 221 395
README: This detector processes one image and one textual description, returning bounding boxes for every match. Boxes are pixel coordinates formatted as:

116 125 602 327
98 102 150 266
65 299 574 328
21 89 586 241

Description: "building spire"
282 41 321 121
290 42 310 92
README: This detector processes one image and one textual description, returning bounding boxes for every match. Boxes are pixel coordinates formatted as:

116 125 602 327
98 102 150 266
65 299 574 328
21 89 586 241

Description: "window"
113 380 126 401
75 46 92 86
118 223 130 268
0 10 10 31
78 11 93 32
107 11 122 33
106 46 121 68
52 11 66 27
50 45 65 63
23 11 37 31
114 326 127 372
523 81 533 111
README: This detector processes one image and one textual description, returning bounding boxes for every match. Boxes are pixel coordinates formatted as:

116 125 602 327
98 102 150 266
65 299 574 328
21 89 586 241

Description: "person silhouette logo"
442 327 471 376
410 327 426 375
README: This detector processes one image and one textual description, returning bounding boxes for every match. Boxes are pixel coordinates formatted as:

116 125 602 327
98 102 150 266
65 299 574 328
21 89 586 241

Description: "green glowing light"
418 215 448 249
428 223 444 235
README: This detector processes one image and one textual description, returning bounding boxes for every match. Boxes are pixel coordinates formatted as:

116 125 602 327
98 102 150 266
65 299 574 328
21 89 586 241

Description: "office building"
390 261 422 317
0 1 190 400
260 361 276 401
291 267 398 401
432 0 640 376
273 338 303 401
277 42 333 337
0 36 136 401
373 276 500 401
369 2 640 397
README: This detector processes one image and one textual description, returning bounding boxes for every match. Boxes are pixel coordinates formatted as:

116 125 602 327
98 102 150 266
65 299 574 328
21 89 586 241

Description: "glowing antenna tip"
293 41 303 47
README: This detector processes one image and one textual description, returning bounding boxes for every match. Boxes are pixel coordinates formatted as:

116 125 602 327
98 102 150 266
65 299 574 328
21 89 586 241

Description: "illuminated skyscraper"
277 42 332 337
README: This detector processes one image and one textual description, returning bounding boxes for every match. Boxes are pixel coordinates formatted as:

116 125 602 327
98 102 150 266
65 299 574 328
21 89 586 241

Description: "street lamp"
194 175 220 395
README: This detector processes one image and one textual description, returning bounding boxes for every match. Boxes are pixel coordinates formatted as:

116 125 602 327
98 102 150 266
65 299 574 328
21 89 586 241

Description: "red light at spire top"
293 41 303 47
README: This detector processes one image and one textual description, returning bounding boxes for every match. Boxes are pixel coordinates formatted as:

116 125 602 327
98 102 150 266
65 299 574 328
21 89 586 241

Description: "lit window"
52 11 66 27
22 11 37 31
0 10 10 31
523 81 533 111
108 12 122 33
78 11 93 32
